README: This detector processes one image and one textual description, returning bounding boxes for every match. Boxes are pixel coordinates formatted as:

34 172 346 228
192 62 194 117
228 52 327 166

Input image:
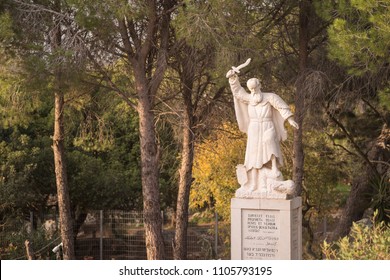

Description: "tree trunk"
51 0 74 260
137 82 165 260
117 0 173 259
173 116 195 259
172 47 197 259
293 0 310 196
332 174 372 239
53 90 75 260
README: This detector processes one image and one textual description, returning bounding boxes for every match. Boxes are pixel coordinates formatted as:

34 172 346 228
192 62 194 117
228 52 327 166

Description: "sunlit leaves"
327 0 390 76
191 122 245 220
0 12 14 44
322 211 390 260
0 131 51 213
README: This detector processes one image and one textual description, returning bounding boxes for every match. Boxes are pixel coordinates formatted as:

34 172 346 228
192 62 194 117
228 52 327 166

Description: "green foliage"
322 211 390 260
67 151 137 210
0 54 45 128
173 0 246 47
370 175 390 224
68 94 180 210
304 131 347 214
189 210 215 225
0 11 13 44
378 86 390 111
69 0 119 36
0 48 66 216
327 0 390 75
156 119 180 210
0 129 54 215
69 0 158 46
0 28 180 216
66 95 144 210
216 221 231 259
0 218 60 260
1 68 142 214
1 1 388 260
172 0 269 79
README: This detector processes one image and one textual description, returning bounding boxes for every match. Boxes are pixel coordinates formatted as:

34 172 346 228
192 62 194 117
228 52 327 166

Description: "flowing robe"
229 76 293 170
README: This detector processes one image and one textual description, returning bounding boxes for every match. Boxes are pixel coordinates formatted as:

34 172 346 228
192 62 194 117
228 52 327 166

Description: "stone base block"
231 197 302 260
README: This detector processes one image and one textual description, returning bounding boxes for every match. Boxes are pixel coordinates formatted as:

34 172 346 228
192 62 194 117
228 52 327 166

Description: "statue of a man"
226 64 299 198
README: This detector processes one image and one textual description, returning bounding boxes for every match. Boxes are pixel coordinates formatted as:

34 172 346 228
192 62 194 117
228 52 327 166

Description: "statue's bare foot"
249 185 257 192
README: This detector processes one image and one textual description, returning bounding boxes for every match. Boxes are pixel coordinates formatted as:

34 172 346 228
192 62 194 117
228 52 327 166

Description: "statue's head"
246 78 261 94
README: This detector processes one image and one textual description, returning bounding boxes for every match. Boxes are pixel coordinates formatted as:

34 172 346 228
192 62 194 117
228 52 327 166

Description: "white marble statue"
226 59 299 199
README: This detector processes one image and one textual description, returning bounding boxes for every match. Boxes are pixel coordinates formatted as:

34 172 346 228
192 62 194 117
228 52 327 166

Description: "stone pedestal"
231 197 302 260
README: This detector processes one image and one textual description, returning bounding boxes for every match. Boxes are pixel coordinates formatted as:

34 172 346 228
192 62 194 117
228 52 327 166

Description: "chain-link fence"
0 210 230 260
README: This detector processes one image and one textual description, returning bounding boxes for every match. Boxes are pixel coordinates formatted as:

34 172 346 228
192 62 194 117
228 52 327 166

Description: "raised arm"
226 70 250 103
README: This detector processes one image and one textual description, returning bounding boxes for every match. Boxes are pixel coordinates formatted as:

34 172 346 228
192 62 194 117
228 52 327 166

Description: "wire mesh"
1 210 229 260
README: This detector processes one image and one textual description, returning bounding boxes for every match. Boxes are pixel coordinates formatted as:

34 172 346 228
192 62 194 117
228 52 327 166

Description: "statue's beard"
250 92 263 105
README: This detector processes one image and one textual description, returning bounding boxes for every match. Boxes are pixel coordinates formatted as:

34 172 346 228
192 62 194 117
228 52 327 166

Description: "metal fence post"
100 210 103 260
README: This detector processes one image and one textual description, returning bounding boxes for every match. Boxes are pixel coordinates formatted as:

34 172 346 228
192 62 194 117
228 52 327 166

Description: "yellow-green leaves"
322 211 390 260
191 122 245 220
0 12 13 43
327 0 390 76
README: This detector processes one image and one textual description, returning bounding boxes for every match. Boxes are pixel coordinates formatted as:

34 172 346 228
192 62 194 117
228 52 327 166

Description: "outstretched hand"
226 69 237 78
288 117 299 129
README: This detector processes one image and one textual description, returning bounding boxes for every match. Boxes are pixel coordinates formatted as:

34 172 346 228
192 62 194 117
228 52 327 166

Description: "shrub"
322 212 390 260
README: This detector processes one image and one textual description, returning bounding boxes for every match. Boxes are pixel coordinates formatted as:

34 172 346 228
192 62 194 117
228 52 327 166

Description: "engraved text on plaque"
241 209 280 260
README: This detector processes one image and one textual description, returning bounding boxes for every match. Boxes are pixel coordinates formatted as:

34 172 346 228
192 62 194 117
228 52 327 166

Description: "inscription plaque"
231 197 302 260
241 209 280 260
